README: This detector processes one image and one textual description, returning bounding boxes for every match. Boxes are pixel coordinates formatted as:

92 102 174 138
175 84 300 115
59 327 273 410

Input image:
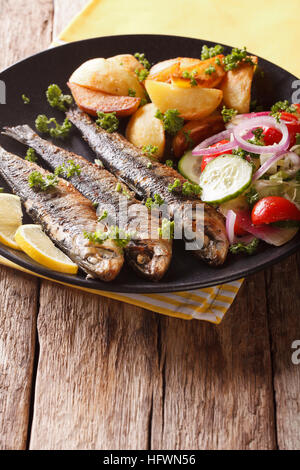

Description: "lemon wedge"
0 193 23 250
15 224 78 274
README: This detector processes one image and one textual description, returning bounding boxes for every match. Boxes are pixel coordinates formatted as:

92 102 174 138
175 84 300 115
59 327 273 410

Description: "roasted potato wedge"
69 58 146 99
107 54 144 74
126 103 165 159
172 113 225 158
148 56 225 88
145 80 223 120
220 56 258 113
68 82 141 117
148 58 180 82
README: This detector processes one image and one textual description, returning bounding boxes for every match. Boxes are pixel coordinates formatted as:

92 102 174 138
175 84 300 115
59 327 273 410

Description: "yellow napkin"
12 0 300 321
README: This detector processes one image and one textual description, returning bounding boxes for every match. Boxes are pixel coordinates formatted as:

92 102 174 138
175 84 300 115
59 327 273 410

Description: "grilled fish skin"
3 125 172 280
66 107 229 266
0 146 124 281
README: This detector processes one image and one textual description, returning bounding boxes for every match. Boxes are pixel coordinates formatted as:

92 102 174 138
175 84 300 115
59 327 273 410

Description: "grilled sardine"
66 107 229 266
0 146 124 281
3 125 172 280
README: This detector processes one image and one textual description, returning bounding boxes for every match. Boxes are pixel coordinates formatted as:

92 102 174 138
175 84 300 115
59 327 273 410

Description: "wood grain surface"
0 0 299 451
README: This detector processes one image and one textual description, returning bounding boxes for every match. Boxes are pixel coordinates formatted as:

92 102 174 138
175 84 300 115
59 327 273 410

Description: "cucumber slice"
178 150 202 184
199 154 253 204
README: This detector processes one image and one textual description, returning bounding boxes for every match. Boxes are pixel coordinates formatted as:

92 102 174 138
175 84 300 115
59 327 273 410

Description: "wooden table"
0 0 299 451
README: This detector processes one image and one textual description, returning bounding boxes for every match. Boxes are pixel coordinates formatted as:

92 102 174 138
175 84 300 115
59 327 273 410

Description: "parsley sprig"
134 52 151 70
270 100 297 122
142 144 158 158
223 47 255 71
84 225 132 249
201 44 224 60
230 238 259 255
25 148 37 162
155 109 184 135
221 106 238 123
28 171 59 191
145 193 165 210
46 84 73 112
182 70 198 86
158 219 175 239
96 111 119 133
54 160 81 179
35 115 72 139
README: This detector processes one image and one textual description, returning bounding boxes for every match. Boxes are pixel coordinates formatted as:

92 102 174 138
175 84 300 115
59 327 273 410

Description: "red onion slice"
192 129 234 156
226 210 255 244
235 211 298 246
233 116 289 155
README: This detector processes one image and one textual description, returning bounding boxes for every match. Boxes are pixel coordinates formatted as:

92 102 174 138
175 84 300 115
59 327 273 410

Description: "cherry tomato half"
251 196 300 225
263 128 282 146
200 139 232 172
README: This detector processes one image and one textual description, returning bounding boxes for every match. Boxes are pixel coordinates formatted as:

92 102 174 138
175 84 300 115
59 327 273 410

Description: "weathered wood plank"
0 0 53 450
152 274 277 450
265 253 300 450
0 266 39 450
29 282 159 450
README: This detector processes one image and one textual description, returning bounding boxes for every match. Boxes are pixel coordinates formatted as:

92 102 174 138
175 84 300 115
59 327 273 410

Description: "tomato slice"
252 196 300 225
234 218 248 236
200 139 232 172
263 128 282 145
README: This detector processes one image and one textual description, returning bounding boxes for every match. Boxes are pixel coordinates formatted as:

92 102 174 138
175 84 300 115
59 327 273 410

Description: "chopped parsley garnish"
245 187 260 207
54 160 81 178
135 68 149 82
167 178 201 196
158 219 175 239
168 178 181 192
139 98 148 107
155 109 184 135
221 105 238 123
215 57 221 66
92 202 99 208
183 130 194 149
128 88 136 97
84 226 132 248
182 70 197 86
204 65 216 75
295 170 300 182
201 44 224 60
182 181 202 196
46 84 73 112
115 182 130 199
270 100 297 122
98 210 108 222
25 148 37 162
28 171 59 191
134 52 151 70
22 94 30 104
223 47 254 71
229 238 259 255
249 127 265 146
232 147 259 159
96 111 119 133
165 159 174 168
296 133 300 145
115 182 122 193
35 115 72 139
145 193 165 210
142 144 158 157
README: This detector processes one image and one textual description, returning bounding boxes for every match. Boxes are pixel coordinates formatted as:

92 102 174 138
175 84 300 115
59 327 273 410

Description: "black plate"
0 34 299 293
